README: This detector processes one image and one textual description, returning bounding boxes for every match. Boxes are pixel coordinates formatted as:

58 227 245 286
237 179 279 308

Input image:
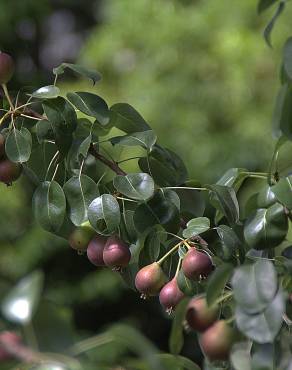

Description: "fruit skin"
69 223 95 251
0 52 14 84
135 262 167 297
0 134 5 159
182 249 213 280
0 160 22 184
0 331 21 361
159 277 184 312
103 236 131 269
87 234 107 266
186 296 219 332
199 320 235 362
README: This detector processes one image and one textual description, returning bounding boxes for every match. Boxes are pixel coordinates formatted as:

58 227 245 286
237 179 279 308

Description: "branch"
89 144 127 176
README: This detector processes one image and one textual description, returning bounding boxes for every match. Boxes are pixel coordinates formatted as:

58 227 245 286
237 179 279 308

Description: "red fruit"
135 262 167 298
0 134 5 159
199 320 235 362
159 277 184 313
0 160 22 184
87 235 107 266
182 249 213 280
103 236 131 270
0 331 21 361
0 52 14 84
186 296 219 332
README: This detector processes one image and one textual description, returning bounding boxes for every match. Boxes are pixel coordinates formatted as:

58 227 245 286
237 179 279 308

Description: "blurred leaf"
88 194 121 235
110 103 150 133
206 263 233 306
263 1 285 47
169 298 189 355
177 270 198 297
53 62 101 85
32 181 66 232
251 343 275 370
271 175 292 209
182 217 210 238
258 0 279 13
156 354 200 370
64 174 99 226
283 37 292 81
67 92 110 125
31 85 60 99
1 271 44 324
113 173 155 201
110 130 157 151
231 346 251 370
231 259 277 314
5 128 32 163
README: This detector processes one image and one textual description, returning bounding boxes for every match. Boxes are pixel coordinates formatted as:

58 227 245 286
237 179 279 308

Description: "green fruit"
68 223 95 252
0 52 14 84
199 320 235 362
135 262 167 297
0 160 22 184
186 296 219 332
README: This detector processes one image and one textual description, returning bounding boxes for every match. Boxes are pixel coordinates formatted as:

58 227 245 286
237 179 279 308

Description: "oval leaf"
206 263 233 306
53 63 101 85
5 128 32 163
182 217 210 239
31 85 60 99
113 173 155 201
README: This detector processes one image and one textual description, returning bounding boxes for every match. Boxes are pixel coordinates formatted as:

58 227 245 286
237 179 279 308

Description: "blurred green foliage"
0 0 291 368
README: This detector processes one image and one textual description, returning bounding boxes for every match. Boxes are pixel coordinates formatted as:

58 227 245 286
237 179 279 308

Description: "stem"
45 151 59 180
2 83 14 110
67 334 113 356
175 258 182 277
20 113 40 121
215 291 233 305
117 156 144 164
89 144 127 176
116 196 137 203
157 241 182 265
225 315 235 325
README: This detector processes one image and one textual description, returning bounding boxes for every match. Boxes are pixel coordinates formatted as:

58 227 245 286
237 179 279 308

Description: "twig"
89 144 127 176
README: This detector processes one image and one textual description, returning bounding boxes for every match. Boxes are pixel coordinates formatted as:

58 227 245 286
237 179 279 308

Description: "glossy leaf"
134 191 180 233
177 270 198 296
110 130 157 151
257 184 277 208
182 217 210 239
235 289 284 343
32 181 66 232
110 103 150 133
231 260 278 314
5 128 32 163
216 168 248 192
139 227 162 267
113 173 155 201
215 224 242 260
77 134 92 160
206 263 233 305
169 298 189 355
175 185 205 218
36 119 54 143
53 62 101 85
207 184 240 225
31 85 60 99
63 175 99 226
43 97 77 133
67 92 110 125
244 203 288 250
88 194 121 235
271 175 292 209
1 271 44 324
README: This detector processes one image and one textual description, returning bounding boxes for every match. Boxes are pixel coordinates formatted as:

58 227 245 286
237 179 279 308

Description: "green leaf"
155 354 200 370
31 85 60 99
113 173 155 201
182 217 210 238
67 92 110 125
88 194 121 235
1 271 44 324
110 103 150 133
110 130 157 151
63 175 99 226
216 168 248 192
230 346 251 370
251 343 275 370
272 85 292 139
271 175 292 209
257 184 277 208
5 128 32 163
139 227 162 267
283 37 292 81
207 184 240 225
215 224 242 260
177 270 198 296
235 289 284 343
32 181 66 232
263 1 285 47
206 263 233 306
77 134 92 160
244 203 288 250
231 260 278 314
134 191 180 233
53 62 101 85
36 119 54 143
175 185 205 218
169 298 189 355
258 0 279 13
43 97 77 133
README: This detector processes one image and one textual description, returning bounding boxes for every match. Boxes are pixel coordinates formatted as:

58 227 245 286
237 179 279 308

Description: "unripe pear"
87 234 107 266
182 249 213 280
0 134 5 159
69 223 95 252
135 262 167 298
159 277 184 313
0 331 21 361
199 320 235 362
186 296 219 332
0 52 14 84
0 160 22 184
103 236 131 270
